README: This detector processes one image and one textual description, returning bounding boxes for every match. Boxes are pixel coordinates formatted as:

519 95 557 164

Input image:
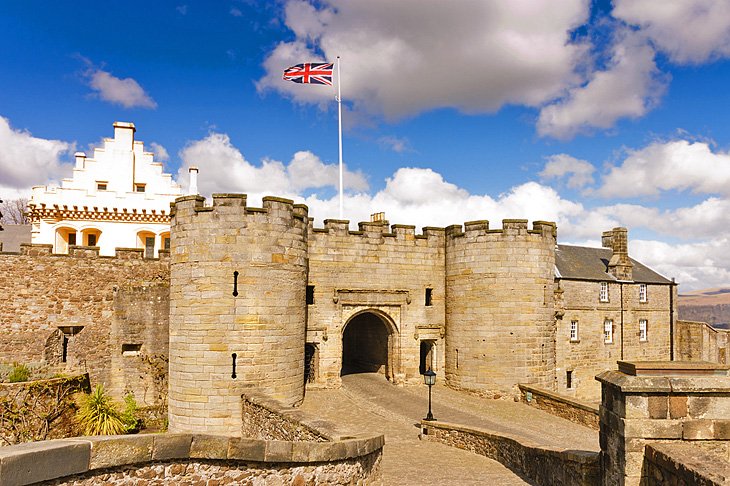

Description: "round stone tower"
444 219 557 397
168 194 309 435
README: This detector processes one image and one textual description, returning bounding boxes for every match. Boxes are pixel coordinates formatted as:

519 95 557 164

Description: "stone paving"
300 373 599 485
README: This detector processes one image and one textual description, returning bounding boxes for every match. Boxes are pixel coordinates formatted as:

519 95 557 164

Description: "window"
87 234 97 246
145 237 155 258
68 233 76 246
599 282 609 302
566 370 573 389
306 285 315 305
97 182 107 191
135 183 146 193
425 288 433 306
639 319 648 341
570 320 579 342
604 319 614 343
639 284 647 303
163 237 171 250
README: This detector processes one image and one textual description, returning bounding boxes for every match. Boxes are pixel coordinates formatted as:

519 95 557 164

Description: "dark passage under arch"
341 312 390 376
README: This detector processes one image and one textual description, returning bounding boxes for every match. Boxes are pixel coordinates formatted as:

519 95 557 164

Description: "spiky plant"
76 384 126 436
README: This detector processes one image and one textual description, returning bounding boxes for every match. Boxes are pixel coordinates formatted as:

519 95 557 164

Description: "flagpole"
337 56 344 219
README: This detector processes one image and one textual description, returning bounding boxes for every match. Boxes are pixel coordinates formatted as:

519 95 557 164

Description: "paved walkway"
299 373 598 485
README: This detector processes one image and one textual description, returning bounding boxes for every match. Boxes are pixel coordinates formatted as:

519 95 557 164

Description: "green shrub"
8 363 30 383
76 385 126 436
121 393 140 433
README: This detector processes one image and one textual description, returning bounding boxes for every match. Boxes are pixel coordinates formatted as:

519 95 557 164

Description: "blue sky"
2 0 730 290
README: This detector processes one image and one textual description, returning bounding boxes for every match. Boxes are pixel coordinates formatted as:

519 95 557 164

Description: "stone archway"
341 311 396 380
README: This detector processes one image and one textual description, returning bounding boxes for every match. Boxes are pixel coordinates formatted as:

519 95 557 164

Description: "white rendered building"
28 122 184 257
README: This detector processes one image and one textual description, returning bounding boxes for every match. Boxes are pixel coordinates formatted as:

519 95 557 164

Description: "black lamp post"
423 368 436 421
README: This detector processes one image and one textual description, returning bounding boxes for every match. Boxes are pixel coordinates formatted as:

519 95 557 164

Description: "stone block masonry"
0 244 169 395
168 195 309 436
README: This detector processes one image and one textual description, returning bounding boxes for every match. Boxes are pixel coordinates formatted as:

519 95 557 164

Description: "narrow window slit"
231 353 237 379
233 271 239 297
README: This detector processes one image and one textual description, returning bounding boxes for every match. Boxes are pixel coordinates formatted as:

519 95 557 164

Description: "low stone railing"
0 433 384 485
518 384 599 430
241 393 329 441
420 420 599 486
644 442 730 485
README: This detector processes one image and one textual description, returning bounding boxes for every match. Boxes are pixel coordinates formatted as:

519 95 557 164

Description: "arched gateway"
341 310 398 381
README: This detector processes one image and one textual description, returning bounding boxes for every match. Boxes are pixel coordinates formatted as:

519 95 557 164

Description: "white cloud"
87 69 157 109
230 7 243 17
377 136 411 153
613 0 730 64
537 29 667 139
258 0 590 120
595 140 730 198
148 142 169 162
540 154 595 188
0 116 73 193
176 5 188 15
176 132 368 199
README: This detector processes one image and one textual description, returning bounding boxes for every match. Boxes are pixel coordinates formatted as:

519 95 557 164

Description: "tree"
0 198 29 224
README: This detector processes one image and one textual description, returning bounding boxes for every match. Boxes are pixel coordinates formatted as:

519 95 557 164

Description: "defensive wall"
0 244 169 404
676 319 729 364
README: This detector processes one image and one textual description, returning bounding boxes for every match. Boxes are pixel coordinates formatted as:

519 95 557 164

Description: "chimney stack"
74 152 87 169
188 167 199 195
606 227 633 281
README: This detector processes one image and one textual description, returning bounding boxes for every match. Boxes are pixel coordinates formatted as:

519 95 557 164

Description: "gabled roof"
555 244 672 284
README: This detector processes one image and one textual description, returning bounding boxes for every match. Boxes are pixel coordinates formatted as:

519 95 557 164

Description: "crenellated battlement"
6 243 170 261
310 220 446 243
172 194 309 229
444 219 557 241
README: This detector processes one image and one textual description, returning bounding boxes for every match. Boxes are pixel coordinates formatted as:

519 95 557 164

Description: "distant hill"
678 288 730 329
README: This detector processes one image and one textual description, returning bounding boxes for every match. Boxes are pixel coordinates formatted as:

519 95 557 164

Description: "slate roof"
0 224 32 253
555 244 672 284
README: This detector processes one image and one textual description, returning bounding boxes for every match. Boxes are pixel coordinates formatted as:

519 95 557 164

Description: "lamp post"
423 368 436 421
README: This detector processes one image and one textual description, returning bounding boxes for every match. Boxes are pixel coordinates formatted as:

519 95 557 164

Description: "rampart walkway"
300 373 599 485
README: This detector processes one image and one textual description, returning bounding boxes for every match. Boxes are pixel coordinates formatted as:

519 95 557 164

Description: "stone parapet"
644 442 730 485
519 383 599 430
597 361 730 485
421 420 599 486
0 433 384 486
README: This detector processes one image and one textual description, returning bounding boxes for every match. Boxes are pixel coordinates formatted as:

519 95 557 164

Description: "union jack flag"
283 62 334 86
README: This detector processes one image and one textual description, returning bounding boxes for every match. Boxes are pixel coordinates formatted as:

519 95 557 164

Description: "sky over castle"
2 0 730 291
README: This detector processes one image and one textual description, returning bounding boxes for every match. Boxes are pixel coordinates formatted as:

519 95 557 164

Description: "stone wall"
307 220 446 386
241 393 328 442
597 363 730 485
556 280 674 399
0 245 169 394
0 433 384 486
421 420 599 485
445 220 557 397
644 442 730 485
676 320 729 364
518 384 599 430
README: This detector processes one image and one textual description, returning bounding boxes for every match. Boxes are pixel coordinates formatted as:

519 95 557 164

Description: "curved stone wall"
168 195 309 435
0 433 383 486
444 220 557 396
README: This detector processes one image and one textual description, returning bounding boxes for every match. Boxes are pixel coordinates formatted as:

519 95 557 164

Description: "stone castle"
1 189 676 437
166 193 675 435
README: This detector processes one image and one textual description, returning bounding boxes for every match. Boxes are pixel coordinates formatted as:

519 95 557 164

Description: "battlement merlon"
445 219 557 240
171 193 309 225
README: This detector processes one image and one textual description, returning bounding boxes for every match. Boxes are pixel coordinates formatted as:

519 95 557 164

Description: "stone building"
554 228 676 399
27 122 182 257
167 194 676 435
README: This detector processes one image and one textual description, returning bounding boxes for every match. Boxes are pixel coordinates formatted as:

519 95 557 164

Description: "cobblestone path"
300 373 599 485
